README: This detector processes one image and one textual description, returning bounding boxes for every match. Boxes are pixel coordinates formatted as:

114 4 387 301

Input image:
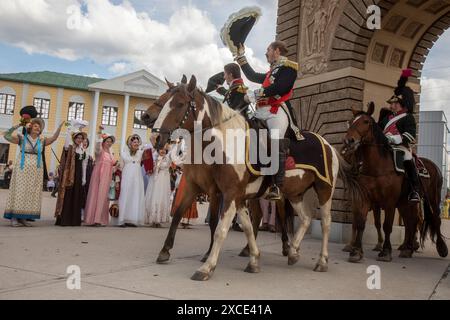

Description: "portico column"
90 90 100 157
120 94 130 151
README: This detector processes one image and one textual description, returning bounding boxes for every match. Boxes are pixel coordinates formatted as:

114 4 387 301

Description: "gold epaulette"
283 59 299 71
237 84 248 94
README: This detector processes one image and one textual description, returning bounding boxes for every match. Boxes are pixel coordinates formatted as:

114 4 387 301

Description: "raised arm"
238 57 266 84
45 122 65 146
3 124 21 145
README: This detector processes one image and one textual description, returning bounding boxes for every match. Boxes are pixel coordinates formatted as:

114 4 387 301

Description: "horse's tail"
336 151 367 210
419 159 448 257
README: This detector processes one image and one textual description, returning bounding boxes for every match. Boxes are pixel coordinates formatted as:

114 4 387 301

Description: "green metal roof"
0 71 105 91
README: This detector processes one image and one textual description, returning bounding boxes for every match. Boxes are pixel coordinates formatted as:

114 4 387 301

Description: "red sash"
258 71 293 114
142 149 154 174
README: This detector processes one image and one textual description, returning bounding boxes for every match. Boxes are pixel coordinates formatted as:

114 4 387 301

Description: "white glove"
82 179 86 186
246 90 257 104
235 43 245 58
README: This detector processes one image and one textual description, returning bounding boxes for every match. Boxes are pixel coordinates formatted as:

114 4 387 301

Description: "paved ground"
0 189 449 300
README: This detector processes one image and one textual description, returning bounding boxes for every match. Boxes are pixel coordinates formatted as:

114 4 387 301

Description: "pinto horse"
144 75 341 281
341 103 448 262
139 77 292 260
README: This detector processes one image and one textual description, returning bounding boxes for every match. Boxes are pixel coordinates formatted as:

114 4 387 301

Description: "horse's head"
151 75 206 149
343 102 376 155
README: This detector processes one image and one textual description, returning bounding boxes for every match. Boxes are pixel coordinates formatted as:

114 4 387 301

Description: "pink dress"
84 142 115 225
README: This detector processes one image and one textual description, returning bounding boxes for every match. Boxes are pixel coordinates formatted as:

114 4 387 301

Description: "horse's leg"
201 194 220 262
239 198 261 257
342 225 356 252
373 207 384 252
237 206 261 273
348 204 369 263
314 195 332 272
157 189 199 264
191 199 240 281
287 192 314 266
398 202 416 258
377 207 395 262
276 198 290 257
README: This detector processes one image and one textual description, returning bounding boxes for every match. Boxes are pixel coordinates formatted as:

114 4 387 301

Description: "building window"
133 110 147 129
67 102 85 121
102 106 118 126
33 98 50 119
0 94 15 115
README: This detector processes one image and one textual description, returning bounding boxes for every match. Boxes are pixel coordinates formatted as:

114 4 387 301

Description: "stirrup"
294 128 305 141
265 185 282 201
408 191 420 203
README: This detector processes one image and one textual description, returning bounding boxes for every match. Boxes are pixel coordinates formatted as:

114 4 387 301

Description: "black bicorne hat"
206 72 225 93
220 7 262 57
386 69 416 113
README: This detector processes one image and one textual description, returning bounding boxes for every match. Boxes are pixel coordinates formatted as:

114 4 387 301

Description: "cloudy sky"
0 0 449 123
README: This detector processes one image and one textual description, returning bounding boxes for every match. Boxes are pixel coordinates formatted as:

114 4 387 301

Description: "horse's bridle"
151 99 198 135
151 89 249 137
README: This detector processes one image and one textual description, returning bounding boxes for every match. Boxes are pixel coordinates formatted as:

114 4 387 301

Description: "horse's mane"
198 89 243 128
354 111 390 156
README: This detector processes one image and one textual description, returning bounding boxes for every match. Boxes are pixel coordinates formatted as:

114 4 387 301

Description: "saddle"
391 147 430 178
244 118 332 186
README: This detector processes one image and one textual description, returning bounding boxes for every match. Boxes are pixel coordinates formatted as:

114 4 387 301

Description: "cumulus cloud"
420 76 450 122
0 0 270 87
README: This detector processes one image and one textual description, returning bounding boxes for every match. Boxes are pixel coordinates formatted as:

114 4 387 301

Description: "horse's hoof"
413 241 421 252
348 253 363 263
282 244 290 257
156 250 170 264
377 251 392 262
437 238 448 258
244 264 260 274
314 264 328 272
399 249 413 258
373 244 383 252
348 249 364 263
239 247 250 257
397 244 406 251
288 254 300 266
200 254 209 263
191 271 211 281
342 244 353 252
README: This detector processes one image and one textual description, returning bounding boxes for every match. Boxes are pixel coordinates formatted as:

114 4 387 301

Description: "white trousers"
254 106 289 140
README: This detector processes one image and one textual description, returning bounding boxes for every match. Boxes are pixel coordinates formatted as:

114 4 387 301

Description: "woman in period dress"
84 126 116 227
144 146 173 228
3 116 64 227
54 131 88 227
115 134 146 227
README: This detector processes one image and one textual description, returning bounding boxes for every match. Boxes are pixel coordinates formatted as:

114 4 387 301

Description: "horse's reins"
151 91 250 136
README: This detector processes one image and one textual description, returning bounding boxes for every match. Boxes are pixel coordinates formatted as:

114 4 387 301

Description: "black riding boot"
404 160 421 202
265 139 290 201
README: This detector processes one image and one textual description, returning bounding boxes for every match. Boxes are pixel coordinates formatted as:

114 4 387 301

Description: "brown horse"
144 75 340 281
341 103 448 262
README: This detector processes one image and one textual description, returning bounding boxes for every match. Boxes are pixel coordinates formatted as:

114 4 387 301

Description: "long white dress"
144 151 173 225
115 147 145 226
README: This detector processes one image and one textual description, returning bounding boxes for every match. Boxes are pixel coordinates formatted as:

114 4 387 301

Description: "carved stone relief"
299 0 340 76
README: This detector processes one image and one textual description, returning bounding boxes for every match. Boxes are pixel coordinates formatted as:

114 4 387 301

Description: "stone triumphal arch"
276 0 450 238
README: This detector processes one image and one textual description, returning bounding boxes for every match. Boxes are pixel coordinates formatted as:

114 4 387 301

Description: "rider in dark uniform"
236 41 300 201
378 69 420 202
215 63 249 114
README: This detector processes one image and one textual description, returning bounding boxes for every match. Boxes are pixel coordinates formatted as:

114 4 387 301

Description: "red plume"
402 69 412 78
